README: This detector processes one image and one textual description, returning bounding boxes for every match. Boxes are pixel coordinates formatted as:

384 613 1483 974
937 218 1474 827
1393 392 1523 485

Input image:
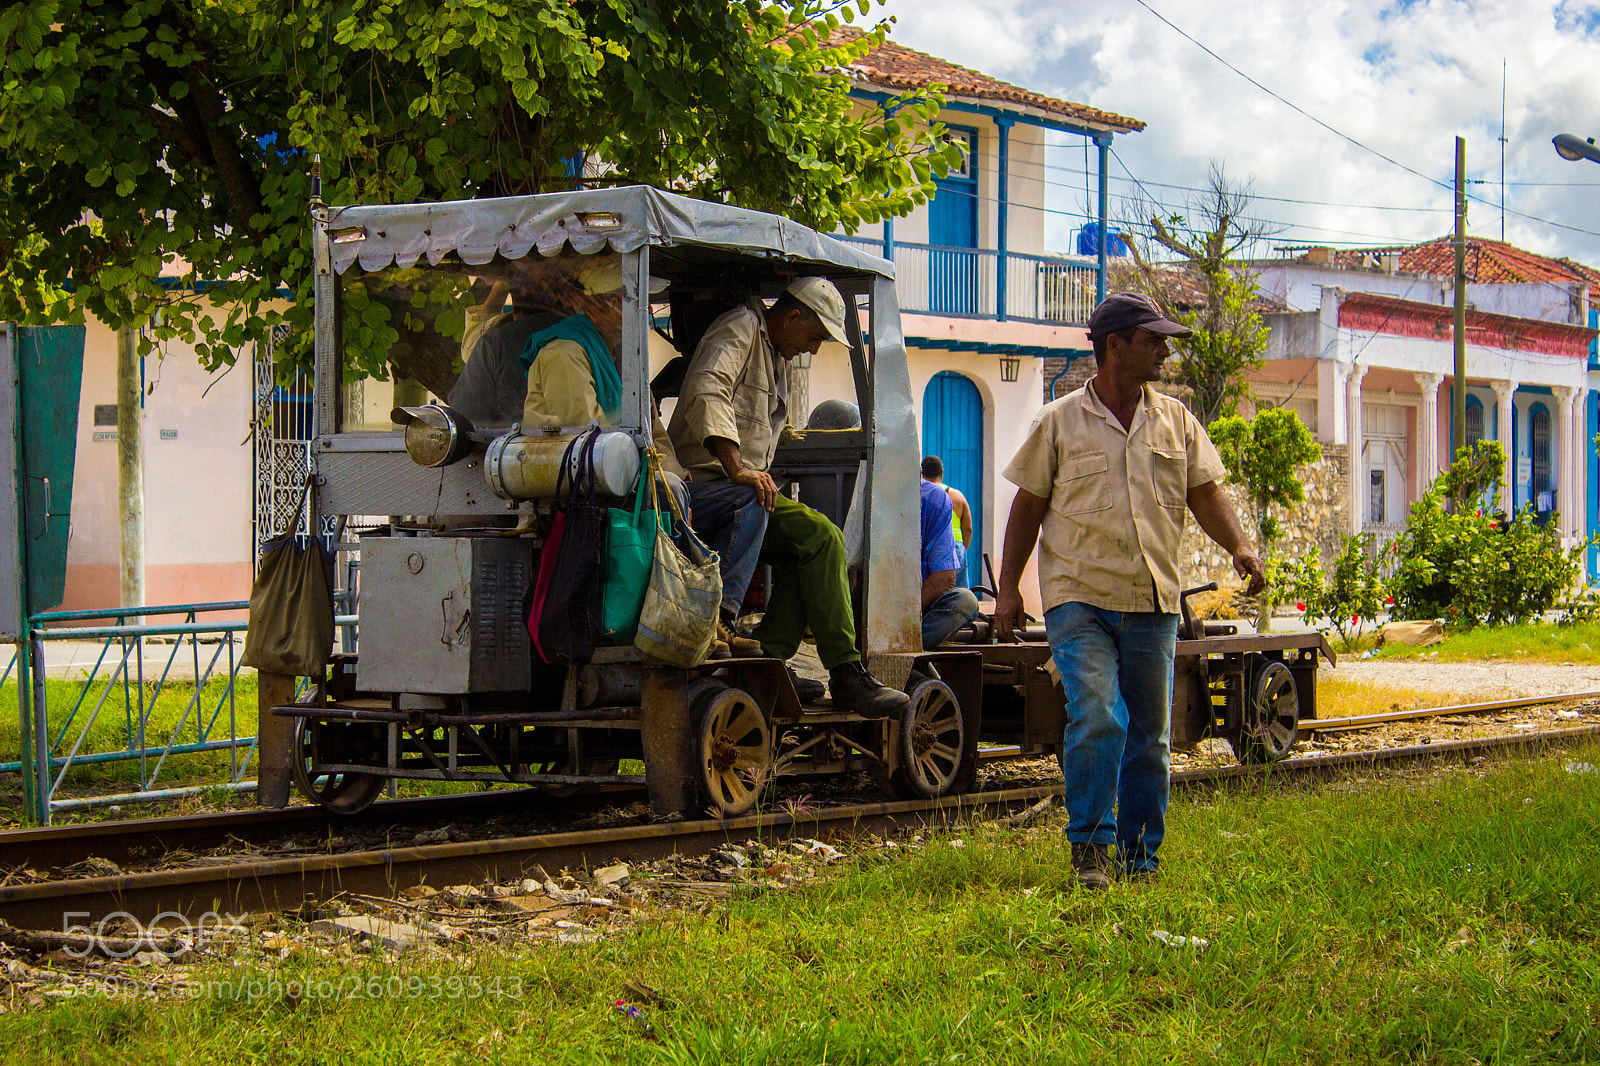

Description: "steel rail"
0 747 1026 872
1303 689 1600 732
0 787 647 875
2 724 1596 928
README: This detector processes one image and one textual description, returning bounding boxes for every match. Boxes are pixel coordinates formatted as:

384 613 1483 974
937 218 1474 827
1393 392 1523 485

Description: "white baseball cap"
785 277 850 346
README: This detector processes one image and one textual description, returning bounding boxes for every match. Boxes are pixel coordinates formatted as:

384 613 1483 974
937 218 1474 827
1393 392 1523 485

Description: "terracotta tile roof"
830 28 1145 133
1327 236 1600 297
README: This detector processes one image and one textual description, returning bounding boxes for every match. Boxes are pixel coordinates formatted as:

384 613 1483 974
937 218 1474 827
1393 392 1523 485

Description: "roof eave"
848 81 1141 139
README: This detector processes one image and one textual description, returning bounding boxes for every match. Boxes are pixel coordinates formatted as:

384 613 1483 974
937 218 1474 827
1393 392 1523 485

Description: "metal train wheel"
290 718 388 815
693 683 771 818
892 678 964 798
1230 659 1300 765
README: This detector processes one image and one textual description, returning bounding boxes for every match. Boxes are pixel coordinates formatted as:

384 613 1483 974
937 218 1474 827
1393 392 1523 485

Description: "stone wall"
1181 444 1350 590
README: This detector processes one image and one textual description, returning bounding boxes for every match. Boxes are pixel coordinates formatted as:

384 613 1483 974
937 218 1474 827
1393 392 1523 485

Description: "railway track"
0 786 648 875
3 719 1597 929
1301 689 1600 732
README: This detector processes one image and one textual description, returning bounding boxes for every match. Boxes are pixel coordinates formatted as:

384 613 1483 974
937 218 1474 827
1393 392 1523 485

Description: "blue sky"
871 0 1600 266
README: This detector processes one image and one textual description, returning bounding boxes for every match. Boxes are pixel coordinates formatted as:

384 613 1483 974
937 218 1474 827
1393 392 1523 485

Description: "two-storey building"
1246 237 1600 577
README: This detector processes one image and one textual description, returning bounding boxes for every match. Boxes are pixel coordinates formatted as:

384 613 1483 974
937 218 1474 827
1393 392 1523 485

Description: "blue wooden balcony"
834 237 1099 326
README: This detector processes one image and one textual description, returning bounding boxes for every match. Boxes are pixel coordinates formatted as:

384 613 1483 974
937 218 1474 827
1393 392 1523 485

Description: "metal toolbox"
356 536 534 695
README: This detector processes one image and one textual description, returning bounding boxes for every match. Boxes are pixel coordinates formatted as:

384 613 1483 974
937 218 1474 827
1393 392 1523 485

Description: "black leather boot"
827 661 911 719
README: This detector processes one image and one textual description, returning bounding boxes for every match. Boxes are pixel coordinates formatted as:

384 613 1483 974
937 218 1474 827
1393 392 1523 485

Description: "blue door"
928 128 978 315
922 371 984 588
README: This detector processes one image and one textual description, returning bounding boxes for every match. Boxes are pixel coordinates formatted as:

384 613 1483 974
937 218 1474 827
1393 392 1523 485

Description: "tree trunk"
117 326 143 609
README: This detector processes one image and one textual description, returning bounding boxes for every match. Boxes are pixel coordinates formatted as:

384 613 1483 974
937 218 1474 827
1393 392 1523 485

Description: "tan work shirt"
667 300 789 480
522 339 605 428
1003 382 1225 615
521 339 686 478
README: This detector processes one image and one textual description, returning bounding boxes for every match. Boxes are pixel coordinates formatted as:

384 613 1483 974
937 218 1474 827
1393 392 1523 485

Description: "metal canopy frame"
309 186 920 659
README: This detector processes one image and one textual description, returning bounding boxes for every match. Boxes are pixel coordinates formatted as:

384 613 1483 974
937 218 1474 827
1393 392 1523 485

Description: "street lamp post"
1552 132 1599 562
1554 133 1600 164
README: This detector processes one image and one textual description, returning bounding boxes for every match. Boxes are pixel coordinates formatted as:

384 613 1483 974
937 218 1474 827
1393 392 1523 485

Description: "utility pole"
116 326 143 608
1452 136 1467 461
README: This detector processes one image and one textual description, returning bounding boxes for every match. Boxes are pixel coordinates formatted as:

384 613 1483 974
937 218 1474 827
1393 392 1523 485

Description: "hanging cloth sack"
529 427 607 664
633 456 722 667
240 478 336 676
600 448 659 642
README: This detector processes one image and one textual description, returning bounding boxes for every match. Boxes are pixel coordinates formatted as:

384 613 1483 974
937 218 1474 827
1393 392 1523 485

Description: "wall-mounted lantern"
1000 352 1021 383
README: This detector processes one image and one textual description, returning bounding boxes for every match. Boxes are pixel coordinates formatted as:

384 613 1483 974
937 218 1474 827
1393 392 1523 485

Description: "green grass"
4 746 1598 1063
0 676 261 765
1367 619 1600 665
0 674 262 824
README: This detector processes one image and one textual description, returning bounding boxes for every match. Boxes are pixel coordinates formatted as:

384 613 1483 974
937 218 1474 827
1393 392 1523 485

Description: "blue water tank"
1076 224 1131 258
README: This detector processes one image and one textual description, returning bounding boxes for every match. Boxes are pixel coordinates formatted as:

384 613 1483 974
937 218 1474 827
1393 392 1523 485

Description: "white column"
1415 371 1444 495
1493 380 1518 514
1554 386 1575 542
1346 363 1368 535
1576 388 1590 548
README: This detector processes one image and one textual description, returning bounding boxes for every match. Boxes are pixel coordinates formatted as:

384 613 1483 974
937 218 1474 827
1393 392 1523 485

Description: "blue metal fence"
3 598 354 824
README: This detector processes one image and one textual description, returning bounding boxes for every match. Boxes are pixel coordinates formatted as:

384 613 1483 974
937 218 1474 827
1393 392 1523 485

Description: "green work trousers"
751 494 859 670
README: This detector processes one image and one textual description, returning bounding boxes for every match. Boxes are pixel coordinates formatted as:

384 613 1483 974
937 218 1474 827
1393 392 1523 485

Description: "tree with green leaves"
1436 439 1505 514
1208 406 1321 631
1388 440 1588 630
0 0 960 394
1118 164 1278 426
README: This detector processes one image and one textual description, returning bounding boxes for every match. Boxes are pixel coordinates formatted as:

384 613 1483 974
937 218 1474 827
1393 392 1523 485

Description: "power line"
1107 148 1425 245
964 143 1457 215
1132 0 1600 242
870 167 1434 246
1132 0 1447 191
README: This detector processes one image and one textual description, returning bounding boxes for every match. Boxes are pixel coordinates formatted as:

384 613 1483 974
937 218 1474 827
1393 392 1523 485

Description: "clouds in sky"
870 0 1600 264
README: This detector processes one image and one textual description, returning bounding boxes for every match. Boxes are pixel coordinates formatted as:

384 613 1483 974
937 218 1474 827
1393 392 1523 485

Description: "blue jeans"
1045 601 1179 873
685 480 769 617
922 586 979 649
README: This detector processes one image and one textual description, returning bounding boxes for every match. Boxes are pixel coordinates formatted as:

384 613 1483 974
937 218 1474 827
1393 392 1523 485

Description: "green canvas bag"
599 450 657 641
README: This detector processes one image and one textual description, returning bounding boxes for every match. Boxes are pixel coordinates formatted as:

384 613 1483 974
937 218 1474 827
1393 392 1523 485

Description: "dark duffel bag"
529 428 605 664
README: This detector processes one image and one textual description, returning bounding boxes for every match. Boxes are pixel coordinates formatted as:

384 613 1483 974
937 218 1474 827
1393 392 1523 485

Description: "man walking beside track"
668 277 910 720
992 292 1266 889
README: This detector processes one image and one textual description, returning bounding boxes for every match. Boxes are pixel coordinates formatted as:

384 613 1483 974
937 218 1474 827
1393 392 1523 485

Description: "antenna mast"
1499 59 1507 242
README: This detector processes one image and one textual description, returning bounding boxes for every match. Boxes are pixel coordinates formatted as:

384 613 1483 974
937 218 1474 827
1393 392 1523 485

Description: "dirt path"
1329 659 1600 701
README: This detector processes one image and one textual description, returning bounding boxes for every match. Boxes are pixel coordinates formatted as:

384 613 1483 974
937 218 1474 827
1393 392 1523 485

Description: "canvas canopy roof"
323 185 894 280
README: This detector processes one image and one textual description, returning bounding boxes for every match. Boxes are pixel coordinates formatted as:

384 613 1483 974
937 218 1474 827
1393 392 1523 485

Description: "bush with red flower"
1386 442 1592 630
